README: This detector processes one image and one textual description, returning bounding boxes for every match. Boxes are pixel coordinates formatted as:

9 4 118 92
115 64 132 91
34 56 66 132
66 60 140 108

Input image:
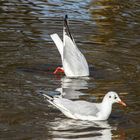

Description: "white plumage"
43 91 126 121
50 15 89 77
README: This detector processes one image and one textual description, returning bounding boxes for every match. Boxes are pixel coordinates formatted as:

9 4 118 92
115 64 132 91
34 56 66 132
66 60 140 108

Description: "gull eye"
109 96 111 98
114 96 117 99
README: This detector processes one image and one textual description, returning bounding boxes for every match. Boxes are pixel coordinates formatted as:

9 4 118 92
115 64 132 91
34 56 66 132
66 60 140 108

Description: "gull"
50 15 89 77
43 91 126 121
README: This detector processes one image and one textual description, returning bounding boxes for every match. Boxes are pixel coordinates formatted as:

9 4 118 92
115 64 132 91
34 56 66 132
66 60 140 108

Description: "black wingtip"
64 15 68 24
63 15 73 41
65 14 68 20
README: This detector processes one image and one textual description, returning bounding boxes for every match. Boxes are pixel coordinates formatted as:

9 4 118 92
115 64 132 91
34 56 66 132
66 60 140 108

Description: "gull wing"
63 35 89 77
50 33 64 60
53 98 99 117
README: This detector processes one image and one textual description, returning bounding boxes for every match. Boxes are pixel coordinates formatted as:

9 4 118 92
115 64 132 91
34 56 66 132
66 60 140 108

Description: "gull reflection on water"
55 77 89 99
49 118 115 140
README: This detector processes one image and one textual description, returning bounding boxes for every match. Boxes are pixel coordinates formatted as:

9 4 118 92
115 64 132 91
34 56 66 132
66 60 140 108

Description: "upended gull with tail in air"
50 15 89 78
43 91 126 121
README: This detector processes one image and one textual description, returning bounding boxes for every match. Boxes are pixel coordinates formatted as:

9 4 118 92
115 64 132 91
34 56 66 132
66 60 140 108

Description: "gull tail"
43 94 62 109
43 94 58 107
43 94 53 101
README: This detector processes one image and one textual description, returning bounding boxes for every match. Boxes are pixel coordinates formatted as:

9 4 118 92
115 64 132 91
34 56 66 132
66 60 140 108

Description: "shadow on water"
0 0 140 140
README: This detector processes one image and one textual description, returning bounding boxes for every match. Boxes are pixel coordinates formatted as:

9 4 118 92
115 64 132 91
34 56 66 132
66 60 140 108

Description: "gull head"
103 91 126 106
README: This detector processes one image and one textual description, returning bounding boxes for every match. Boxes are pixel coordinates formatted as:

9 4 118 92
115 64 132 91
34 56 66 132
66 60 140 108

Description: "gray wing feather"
54 98 99 116
63 35 89 77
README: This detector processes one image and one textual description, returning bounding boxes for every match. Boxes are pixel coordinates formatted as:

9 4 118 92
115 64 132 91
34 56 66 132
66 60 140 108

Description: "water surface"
0 0 140 139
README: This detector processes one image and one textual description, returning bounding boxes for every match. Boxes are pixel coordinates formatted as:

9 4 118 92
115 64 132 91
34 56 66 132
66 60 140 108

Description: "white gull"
43 91 126 121
50 15 89 77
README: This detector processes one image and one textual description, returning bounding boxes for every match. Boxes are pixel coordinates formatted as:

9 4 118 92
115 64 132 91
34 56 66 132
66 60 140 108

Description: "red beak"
118 100 126 106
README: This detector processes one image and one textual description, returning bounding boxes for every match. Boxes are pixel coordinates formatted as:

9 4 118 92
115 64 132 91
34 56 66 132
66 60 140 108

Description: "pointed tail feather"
43 94 66 111
43 94 57 107
43 94 53 101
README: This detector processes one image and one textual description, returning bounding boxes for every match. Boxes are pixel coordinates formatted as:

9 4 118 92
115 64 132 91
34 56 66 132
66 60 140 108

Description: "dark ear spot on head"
109 96 111 98
114 96 117 99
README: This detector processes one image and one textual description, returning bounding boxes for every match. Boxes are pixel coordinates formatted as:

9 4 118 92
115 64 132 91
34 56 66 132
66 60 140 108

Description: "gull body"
50 15 89 77
44 91 126 121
